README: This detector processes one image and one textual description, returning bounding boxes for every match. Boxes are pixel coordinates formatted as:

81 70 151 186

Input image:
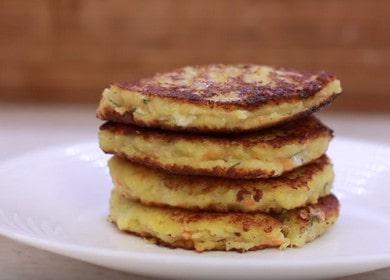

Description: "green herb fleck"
108 97 120 107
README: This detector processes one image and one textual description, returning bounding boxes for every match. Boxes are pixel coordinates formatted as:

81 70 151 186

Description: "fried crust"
109 193 340 252
100 115 332 148
110 155 334 212
97 92 338 133
115 64 337 107
99 116 332 178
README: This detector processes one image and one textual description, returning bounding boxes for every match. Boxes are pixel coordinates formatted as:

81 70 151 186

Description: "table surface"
1 103 390 280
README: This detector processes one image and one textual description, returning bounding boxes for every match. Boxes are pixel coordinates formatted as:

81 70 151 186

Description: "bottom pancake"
109 191 339 252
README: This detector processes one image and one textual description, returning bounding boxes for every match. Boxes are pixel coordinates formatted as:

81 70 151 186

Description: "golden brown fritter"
109 192 340 252
110 155 334 213
99 116 332 178
97 64 341 132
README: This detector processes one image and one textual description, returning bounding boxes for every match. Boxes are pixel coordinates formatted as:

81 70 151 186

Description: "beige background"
1 0 390 111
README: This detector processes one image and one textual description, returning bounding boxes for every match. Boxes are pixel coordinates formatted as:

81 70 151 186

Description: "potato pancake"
109 155 333 213
109 191 339 252
97 64 341 132
99 116 332 178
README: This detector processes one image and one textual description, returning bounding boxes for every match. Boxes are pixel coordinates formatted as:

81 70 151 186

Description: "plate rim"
1 225 390 268
1 137 390 276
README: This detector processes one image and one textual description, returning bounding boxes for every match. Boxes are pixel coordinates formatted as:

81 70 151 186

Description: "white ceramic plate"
0 138 389 280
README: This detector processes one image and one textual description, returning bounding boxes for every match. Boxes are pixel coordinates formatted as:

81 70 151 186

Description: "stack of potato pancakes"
96 64 342 252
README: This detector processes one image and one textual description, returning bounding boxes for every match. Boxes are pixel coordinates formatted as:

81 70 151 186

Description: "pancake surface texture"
97 64 341 132
110 191 339 252
99 116 332 178
109 155 333 213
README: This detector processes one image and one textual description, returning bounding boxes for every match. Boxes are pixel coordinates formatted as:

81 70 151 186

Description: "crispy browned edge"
110 194 339 252
113 155 331 213
304 193 340 220
119 155 330 191
113 229 279 252
100 115 333 148
97 90 338 134
114 65 337 107
100 116 332 179
106 150 276 178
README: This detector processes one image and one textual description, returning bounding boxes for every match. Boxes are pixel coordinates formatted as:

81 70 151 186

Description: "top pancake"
97 64 342 132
